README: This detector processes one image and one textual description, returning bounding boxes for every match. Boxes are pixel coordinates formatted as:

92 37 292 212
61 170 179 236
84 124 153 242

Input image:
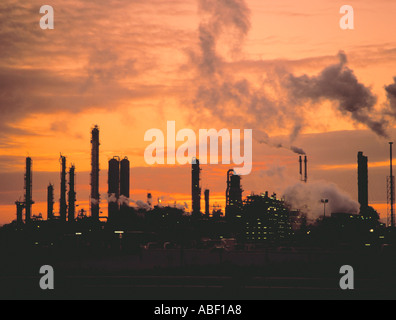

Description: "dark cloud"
0 0 194 141
385 77 396 118
286 51 389 138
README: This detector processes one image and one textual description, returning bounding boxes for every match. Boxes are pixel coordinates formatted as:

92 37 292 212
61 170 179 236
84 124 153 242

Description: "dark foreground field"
0 245 395 300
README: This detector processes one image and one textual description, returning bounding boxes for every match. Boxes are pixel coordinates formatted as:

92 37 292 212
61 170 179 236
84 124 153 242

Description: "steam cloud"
283 181 359 221
118 195 130 206
286 51 389 138
190 1 393 152
385 77 396 118
130 199 152 211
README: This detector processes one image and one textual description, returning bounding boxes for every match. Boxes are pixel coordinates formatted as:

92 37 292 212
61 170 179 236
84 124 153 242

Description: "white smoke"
283 181 359 221
107 193 117 203
130 199 151 211
118 195 129 206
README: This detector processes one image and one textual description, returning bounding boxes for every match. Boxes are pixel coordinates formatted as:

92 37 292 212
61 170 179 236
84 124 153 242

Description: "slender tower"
304 156 308 183
68 165 76 222
299 156 303 181
120 157 130 201
90 126 100 220
357 151 369 210
390 143 395 227
59 155 67 222
24 157 34 224
192 158 201 217
204 189 210 218
47 184 54 220
108 156 120 220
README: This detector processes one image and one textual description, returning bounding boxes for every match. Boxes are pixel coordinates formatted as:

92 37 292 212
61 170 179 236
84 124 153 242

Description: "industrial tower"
47 184 54 220
108 156 120 220
59 155 67 222
226 169 243 218
90 125 100 220
192 158 201 217
68 165 76 222
357 151 369 210
24 157 34 224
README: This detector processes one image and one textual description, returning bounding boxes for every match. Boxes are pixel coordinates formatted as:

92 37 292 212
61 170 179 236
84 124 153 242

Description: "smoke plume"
283 181 359 221
384 77 396 118
190 1 392 151
118 195 130 206
286 51 389 138
130 199 152 211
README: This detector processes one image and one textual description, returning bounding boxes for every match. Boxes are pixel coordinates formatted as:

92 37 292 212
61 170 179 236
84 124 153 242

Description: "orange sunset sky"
1 0 396 225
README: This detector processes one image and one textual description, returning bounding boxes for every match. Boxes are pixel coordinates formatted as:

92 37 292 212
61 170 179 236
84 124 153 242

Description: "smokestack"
68 165 76 222
59 155 67 222
204 189 210 217
390 142 395 227
192 158 201 217
299 156 302 179
120 157 130 201
108 156 120 220
304 156 308 183
357 151 369 210
90 125 100 220
47 184 54 220
24 157 33 224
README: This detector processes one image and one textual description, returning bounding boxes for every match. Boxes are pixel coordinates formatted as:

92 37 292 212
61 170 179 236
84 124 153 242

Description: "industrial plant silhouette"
0 125 395 300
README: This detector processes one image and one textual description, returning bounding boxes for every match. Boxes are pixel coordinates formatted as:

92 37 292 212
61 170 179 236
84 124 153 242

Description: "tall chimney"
357 151 369 210
299 156 302 180
68 165 76 222
120 157 130 201
47 184 54 220
204 189 210 217
108 156 120 220
192 158 201 217
90 125 100 220
24 157 33 224
390 142 395 227
304 156 308 183
59 155 67 222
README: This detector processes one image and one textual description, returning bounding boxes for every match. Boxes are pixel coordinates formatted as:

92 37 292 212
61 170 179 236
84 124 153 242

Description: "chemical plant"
1 125 394 253
1 125 396 300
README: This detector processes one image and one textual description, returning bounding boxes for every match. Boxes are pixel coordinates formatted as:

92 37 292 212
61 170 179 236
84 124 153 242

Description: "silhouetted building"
358 151 368 209
59 155 67 222
242 193 292 243
15 201 24 226
91 125 100 220
226 169 243 218
68 165 76 222
24 157 33 224
192 158 201 217
47 184 54 220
